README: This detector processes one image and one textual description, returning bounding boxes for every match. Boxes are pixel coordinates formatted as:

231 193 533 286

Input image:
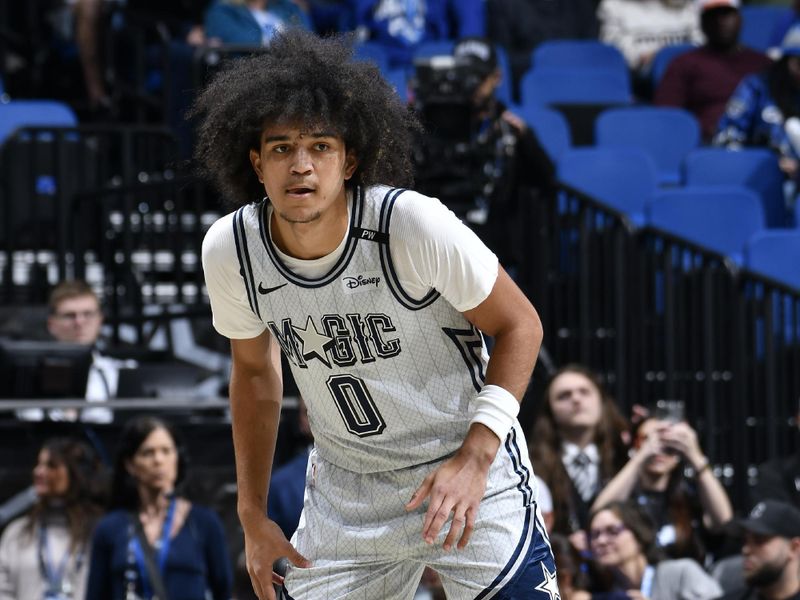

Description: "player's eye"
314 142 330 151
272 145 289 154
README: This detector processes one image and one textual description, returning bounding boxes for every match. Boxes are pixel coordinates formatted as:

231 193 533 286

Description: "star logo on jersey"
293 316 334 367
534 563 560 600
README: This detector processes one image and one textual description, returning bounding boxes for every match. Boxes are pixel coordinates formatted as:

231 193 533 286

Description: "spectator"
347 0 485 69
487 0 600 102
718 500 800 600
598 0 703 99
654 0 772 141
0 437 107 600
204 0 311 45
85 416 232 600
529 364 630 551
714 34 800 196
588 501 722 600
592 415 733 564
18 280 134 423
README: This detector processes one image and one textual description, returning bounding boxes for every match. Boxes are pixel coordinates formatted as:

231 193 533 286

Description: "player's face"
548 371 603 431
126 427 179 496
32 448 70 498
250 125 358 227
47 294 103 346
589 509 641 567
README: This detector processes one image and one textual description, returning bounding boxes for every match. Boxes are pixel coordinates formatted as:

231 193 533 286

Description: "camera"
411 55 485 141
410 55 506 219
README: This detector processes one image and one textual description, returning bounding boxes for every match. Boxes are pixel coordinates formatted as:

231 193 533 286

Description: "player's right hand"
241 512 311 600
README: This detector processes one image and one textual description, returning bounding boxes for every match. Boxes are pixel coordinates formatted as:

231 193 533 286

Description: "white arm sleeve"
202 213 267 339
387 191 499 311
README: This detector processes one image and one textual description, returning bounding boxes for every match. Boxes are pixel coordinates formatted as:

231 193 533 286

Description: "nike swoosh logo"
258 282 287 295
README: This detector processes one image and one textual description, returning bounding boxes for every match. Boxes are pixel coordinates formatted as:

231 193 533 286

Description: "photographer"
411 37 556 272
591 413 733 564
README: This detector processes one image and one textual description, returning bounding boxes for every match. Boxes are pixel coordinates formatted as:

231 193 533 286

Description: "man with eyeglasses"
719 500 800 600
19 280 124 423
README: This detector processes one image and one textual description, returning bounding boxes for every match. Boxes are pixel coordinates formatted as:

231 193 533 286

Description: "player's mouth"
286 186 315 197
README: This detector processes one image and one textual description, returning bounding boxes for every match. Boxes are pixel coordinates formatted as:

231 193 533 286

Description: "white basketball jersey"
232 185 490 473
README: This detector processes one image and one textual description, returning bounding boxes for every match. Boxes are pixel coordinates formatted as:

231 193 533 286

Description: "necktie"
571 451 594 502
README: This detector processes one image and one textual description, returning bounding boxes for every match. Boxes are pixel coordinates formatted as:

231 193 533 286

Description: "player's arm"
407 267 542 550
230 331 310 600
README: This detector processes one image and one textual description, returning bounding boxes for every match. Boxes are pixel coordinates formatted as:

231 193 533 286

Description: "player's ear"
344 149 359 181
249 149 264 183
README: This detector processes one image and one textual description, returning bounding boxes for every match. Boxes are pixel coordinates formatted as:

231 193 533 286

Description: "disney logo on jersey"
268 313 400 369
342 272 381 293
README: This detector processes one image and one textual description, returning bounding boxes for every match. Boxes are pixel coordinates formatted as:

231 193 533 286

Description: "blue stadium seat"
533 40 628 72
511 105 571 162
683 147 789 228
494 45 513 106
354 41 391 73
745 230 800 290
646 185 765 264
595 106 700 186
520 66 632 106
740 5 792 52
0 100 77 145
384 68 409 102
651 43 695 88
558 147 657 226
412 39 455 60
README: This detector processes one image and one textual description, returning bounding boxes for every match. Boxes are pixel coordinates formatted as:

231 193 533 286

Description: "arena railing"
530 182 799 510
0 124 181 303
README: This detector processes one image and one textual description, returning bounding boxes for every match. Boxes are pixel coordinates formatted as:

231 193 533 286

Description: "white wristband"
469 384 520 441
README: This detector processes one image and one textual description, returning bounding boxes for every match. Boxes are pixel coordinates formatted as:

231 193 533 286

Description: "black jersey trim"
378 188 440 310
258 187 364 289
233 206 261 320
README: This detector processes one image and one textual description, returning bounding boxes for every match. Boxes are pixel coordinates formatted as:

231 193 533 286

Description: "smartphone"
654 399 685 423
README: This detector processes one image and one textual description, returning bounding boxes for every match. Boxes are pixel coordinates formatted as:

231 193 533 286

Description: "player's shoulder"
202 203 261 255
364 184 452 232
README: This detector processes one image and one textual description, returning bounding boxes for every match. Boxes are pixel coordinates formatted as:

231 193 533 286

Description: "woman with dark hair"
591 416 732 564
0 437 107 600
529 364 630 550
85 416 232 600
588 501 721 600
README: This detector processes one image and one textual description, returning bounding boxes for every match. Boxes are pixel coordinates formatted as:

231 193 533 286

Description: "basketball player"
194 28 556 600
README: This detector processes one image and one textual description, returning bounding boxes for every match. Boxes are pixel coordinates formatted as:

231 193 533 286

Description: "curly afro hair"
190 28 421 209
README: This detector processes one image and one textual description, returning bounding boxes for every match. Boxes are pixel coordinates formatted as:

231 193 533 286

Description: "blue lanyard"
131 497 177 600
640 565 655 598
38 524 78 596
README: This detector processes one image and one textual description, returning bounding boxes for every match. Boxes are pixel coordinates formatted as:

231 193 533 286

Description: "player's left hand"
405 424 498 551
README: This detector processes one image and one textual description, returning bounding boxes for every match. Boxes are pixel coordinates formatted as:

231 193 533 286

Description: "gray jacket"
652 559 723 600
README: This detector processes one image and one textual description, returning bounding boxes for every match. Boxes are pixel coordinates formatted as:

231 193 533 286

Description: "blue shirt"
714 70 800 162
85 505 232 600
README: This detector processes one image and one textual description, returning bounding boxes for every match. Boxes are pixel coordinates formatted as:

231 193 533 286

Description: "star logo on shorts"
534 563 560 600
